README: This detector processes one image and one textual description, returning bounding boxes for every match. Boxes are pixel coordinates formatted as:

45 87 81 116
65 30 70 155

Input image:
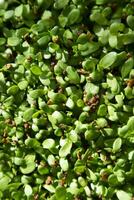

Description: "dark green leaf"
68 9 80 25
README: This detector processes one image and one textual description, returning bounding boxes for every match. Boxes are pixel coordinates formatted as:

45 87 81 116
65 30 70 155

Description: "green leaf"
127 116 134 130
59 158 69 171
116 93 124 104
11 191 24 199
110 22 124 34
23 108 36 121
109 35 117 48
99 52 117 69
48 114 57 127
66 66 80 84
99 29 109 45
0 38 6 46
108 174 118 186
67 183 79 195
77 33 88 44
43 185 56 193
42 139 55 149
78 177 87 187
74 160 85 173
59 139 72 157
54 0 69 9
96 118 108 128
13 157 24 165
52 111 64 123
15 4 24 17
49 42 59 53
85 129 97 140
38 165 49 175
86 168 97 182
55 186 66 200
127 15 134 30
116 190 132 200
90 12 108 25
0 72 5 91
115 170 125 183
30 66 42 75
16 28 29 37
66 98 75 109
108 105 118 121
37 35 51 46
4 10 14 20
0 176 11 191
97 104 107 116
7 183 22 192
78 42 99 56
29 89 44 99
113 138 122 153
96 0 108 5
107 73 120 94
25 138 40 148
82 58 97 71
7 85 19 95
20 154 36 174
47 155 56 166
85 82 99 98
68 9 80 25
7 37 20 46
118 125 128 137
69 130 78 143
32 110 44 118
122 33 134 45
24 184 32 196
58 15 68 27
48 91 67 103
18 80 28 90
121 57 134 78
124 86 133 99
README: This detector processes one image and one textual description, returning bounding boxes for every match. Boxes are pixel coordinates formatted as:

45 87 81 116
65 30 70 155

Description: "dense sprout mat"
0 0 134 199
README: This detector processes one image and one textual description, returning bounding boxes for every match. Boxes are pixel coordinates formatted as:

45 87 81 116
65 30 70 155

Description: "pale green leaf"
59 140 72 157
24 184 32 196
42 139 55 149
99 52 117 69
113 138 122 153
116 190 132 200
